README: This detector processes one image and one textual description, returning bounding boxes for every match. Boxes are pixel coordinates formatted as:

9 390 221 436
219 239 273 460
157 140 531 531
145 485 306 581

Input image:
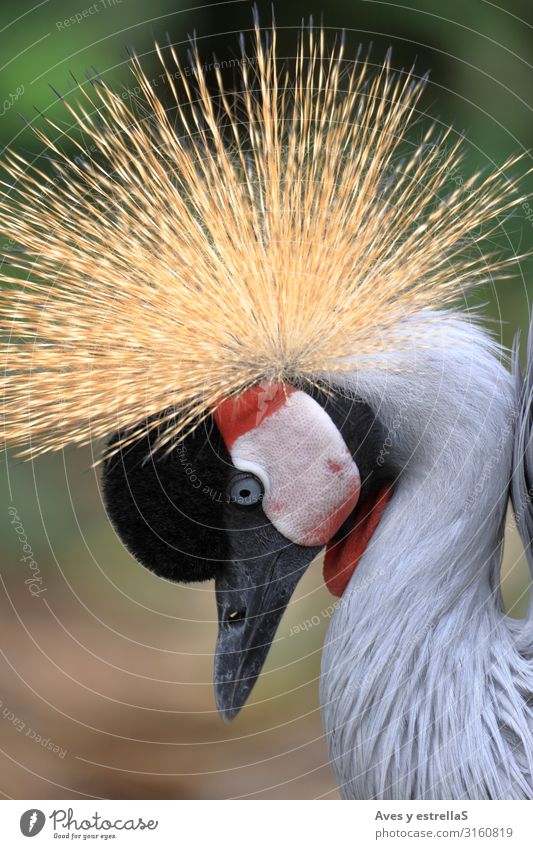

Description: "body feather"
322 312 533 798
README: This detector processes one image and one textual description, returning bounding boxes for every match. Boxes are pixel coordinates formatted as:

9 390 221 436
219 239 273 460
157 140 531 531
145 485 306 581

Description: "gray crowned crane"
1 21 532 800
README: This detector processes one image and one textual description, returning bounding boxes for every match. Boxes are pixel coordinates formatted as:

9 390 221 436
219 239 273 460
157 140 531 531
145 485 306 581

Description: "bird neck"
329 312 516 604
320 313 525 798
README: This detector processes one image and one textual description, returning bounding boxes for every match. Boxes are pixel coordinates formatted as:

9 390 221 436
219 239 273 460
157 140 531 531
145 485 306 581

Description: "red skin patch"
327 460 343 473
214 382 295 449
323 484 394 597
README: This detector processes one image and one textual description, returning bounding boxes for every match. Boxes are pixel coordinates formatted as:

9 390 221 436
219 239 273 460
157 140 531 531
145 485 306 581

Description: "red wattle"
323 483 394 597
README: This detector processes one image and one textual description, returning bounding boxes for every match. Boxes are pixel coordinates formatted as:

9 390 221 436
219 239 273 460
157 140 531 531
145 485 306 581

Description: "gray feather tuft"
511 312 533 626
321 310 533 799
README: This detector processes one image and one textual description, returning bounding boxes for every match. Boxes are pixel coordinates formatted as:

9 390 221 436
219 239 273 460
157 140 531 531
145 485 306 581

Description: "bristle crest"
0 23 525 458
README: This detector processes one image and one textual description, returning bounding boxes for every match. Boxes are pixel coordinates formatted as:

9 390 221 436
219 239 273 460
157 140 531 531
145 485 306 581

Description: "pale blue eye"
228 475 263 507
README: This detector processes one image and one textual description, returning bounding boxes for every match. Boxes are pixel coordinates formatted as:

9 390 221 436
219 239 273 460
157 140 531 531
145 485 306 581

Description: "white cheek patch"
215 384 360 546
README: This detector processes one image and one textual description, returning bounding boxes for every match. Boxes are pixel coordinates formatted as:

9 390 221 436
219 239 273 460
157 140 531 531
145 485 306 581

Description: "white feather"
320 310 533 799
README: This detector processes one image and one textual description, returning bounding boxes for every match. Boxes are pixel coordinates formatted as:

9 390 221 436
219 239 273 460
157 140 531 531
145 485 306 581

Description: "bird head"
0 19 523 723
102 381 395 719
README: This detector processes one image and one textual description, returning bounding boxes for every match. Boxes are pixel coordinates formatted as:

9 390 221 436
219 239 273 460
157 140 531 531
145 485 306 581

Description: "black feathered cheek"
101 392 397 585
101 419 231 583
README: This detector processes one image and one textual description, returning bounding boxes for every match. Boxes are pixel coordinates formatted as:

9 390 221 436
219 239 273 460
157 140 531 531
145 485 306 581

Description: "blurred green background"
1 0 532 799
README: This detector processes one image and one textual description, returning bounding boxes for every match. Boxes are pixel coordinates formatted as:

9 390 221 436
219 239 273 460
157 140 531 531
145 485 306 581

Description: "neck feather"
327 311 515 600
320 312 533 799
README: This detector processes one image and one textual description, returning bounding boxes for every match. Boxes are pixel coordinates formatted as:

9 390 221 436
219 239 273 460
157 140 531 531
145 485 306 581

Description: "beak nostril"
226 608 246 625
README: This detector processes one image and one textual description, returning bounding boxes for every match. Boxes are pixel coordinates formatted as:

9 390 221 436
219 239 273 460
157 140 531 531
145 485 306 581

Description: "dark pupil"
230 476 262 506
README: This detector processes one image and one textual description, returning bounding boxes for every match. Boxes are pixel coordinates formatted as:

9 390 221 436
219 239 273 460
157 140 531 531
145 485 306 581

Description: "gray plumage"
321 310 533 799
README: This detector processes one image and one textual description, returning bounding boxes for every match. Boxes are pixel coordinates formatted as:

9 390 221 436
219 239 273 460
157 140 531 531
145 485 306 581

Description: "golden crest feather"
0 21 524 457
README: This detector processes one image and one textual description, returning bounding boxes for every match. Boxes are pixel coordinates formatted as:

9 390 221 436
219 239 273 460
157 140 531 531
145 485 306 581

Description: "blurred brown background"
1 0 532 799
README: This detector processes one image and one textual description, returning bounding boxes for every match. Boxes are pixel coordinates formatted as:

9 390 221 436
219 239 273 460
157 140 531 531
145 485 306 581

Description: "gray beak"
214 544 321 721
